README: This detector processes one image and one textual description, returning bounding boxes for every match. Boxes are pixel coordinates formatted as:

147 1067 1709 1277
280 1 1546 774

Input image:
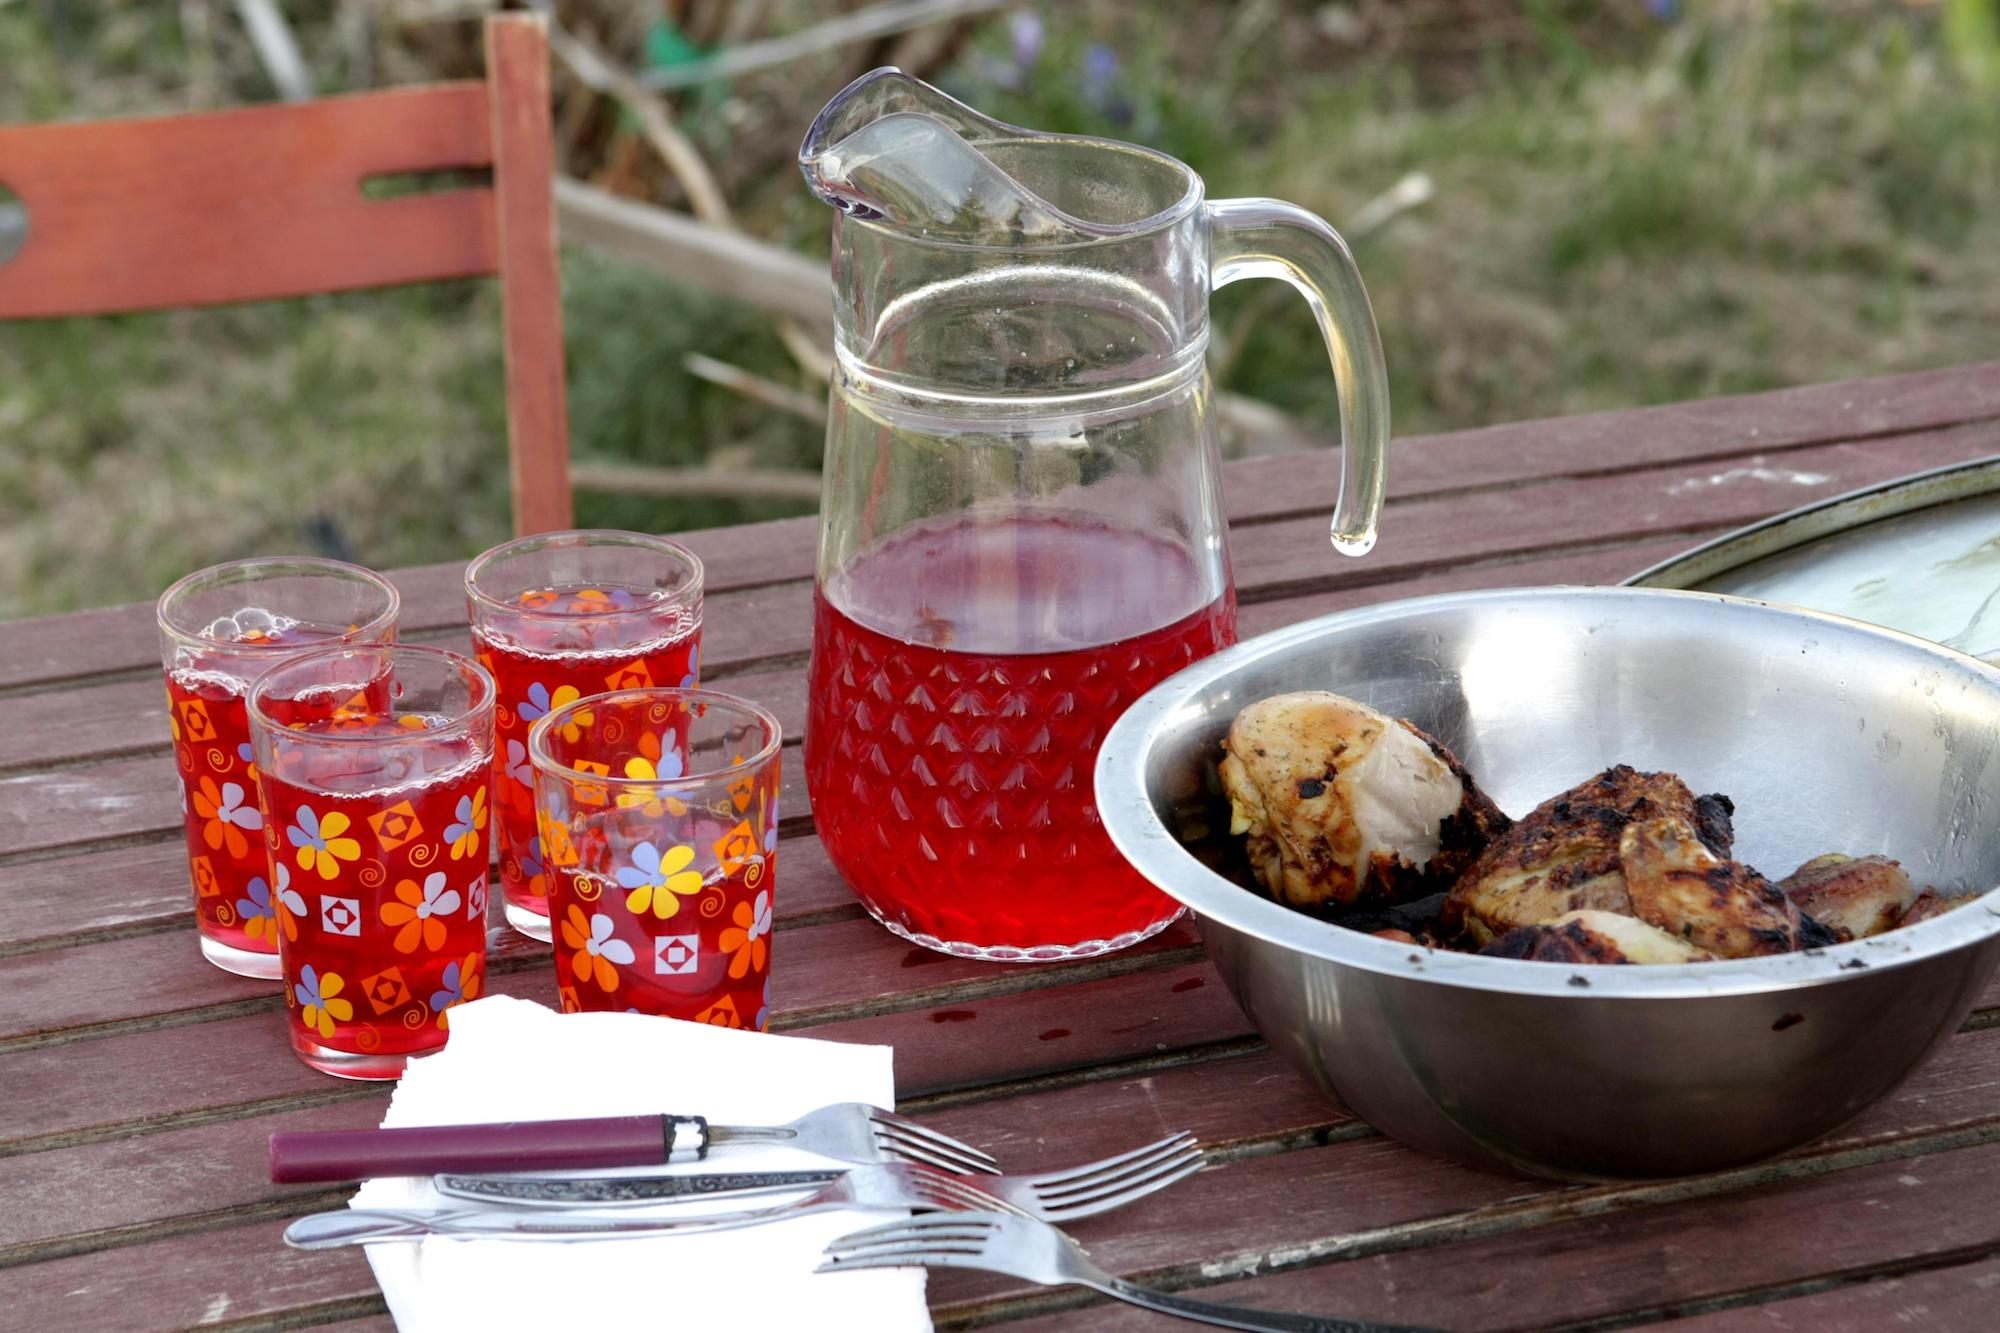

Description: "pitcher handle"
1208 199 1391 556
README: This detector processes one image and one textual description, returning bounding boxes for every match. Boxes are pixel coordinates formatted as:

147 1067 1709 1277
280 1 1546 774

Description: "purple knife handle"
269 1114 712 1183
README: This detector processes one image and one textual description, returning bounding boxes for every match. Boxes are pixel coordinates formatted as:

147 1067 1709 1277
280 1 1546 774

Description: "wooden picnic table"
5 361 2000 1332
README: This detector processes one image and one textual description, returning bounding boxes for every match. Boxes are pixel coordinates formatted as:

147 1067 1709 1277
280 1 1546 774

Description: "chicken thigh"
1220 691 1509 910
1442 765 1735 946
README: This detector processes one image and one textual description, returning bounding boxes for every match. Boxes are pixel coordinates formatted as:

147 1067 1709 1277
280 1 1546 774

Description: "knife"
434 1169 843 1209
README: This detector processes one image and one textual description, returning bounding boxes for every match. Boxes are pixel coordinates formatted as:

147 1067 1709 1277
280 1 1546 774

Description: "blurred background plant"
0 0 1995 617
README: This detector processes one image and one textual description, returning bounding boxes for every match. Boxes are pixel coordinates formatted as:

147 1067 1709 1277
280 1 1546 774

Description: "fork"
283 1134 1202 1250
817 1211 1441 1333
699 1102 1001 1175
438 1131 1204 1221
265 1101 1000 1183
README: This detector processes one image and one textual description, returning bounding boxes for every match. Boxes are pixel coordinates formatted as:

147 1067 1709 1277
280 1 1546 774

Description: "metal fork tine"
876 1128 1000 1168
868 1111 1001 1171
828 1216 1000 1248
870 1125 1001 1175
1021 1132 1198 1188
1034 1142 1205 1202
873 1127 1002 1175
815 1249 986 1274
913 1177 1033 1220
1037 1155 1204 1221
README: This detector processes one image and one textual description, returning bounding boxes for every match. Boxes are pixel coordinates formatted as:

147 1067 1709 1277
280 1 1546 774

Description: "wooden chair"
0 12 573 534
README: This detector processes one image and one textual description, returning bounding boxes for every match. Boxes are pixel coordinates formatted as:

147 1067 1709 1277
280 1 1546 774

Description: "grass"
1 1 1996 618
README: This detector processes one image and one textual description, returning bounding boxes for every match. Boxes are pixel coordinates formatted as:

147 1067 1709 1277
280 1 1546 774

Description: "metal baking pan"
1625 454 2000 660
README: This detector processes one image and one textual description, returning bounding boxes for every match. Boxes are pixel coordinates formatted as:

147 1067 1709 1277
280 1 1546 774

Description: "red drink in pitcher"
806 515 1236 960
470 585 700 932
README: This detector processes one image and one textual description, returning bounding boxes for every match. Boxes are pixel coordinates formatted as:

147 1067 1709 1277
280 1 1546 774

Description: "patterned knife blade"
435 1169 843 1209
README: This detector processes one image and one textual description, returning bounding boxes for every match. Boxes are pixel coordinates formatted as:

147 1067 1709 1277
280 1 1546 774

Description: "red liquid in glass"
164 619 366 958
257 715 490 1067
469 584 701 929
548 809 774 1029
806 515 1236 957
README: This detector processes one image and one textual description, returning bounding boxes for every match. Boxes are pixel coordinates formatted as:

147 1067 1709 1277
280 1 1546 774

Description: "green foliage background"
1 1 1995 617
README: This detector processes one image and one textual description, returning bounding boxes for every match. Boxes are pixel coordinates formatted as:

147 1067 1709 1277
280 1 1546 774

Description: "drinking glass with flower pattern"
529 688 781 1029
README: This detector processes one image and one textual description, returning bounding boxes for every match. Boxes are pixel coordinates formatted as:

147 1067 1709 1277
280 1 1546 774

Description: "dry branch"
685 353 828 424
569 460 824 503
635 0 1014 90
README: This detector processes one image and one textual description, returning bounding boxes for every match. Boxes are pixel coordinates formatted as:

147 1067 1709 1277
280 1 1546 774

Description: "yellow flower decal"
287 805 360 880
446 787 487 861
616 841 703 920
295 966 353 1040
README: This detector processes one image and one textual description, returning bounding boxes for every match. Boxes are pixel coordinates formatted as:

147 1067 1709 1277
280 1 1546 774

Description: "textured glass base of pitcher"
864 901 1186 963
200 932 284 980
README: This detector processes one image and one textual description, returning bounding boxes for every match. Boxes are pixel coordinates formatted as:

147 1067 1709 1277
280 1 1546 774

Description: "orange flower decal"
191 777 263 858
718 889 772 979
381 872 463 953
559 904 634 991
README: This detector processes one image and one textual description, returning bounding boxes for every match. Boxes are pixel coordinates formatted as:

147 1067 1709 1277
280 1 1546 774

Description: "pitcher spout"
799 67 1193 244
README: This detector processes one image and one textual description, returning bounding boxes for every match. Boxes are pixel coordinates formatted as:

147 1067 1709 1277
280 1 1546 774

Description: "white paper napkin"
352 995 931 1332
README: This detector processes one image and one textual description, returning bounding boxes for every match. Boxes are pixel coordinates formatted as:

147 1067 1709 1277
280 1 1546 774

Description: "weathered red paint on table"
3 363 1999 1329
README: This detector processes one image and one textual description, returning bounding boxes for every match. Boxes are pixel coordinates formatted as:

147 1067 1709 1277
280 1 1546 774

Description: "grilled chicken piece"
1899 887 1983 927
1442 766 1734 946
1480 910 1714 964
1220 692 1509 910
1619 815 1805 957
1778 854 1917 942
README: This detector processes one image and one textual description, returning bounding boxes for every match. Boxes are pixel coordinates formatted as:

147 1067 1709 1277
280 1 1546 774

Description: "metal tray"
1625 455 2000 660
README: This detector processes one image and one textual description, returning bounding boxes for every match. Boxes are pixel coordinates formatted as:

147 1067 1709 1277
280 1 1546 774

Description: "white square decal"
654 934 699 976
321 895 362 937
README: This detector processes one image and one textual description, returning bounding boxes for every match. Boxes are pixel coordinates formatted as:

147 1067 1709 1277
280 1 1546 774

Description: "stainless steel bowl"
1096 587 2000 1180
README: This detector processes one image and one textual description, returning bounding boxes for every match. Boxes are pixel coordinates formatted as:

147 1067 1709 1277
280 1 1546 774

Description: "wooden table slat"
989 1137 2000 1332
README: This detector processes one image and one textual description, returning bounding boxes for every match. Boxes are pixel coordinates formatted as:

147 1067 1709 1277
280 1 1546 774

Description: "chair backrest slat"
0 83 498 318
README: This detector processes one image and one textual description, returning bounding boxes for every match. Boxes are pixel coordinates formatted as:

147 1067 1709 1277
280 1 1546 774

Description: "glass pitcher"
799 69 1391 962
